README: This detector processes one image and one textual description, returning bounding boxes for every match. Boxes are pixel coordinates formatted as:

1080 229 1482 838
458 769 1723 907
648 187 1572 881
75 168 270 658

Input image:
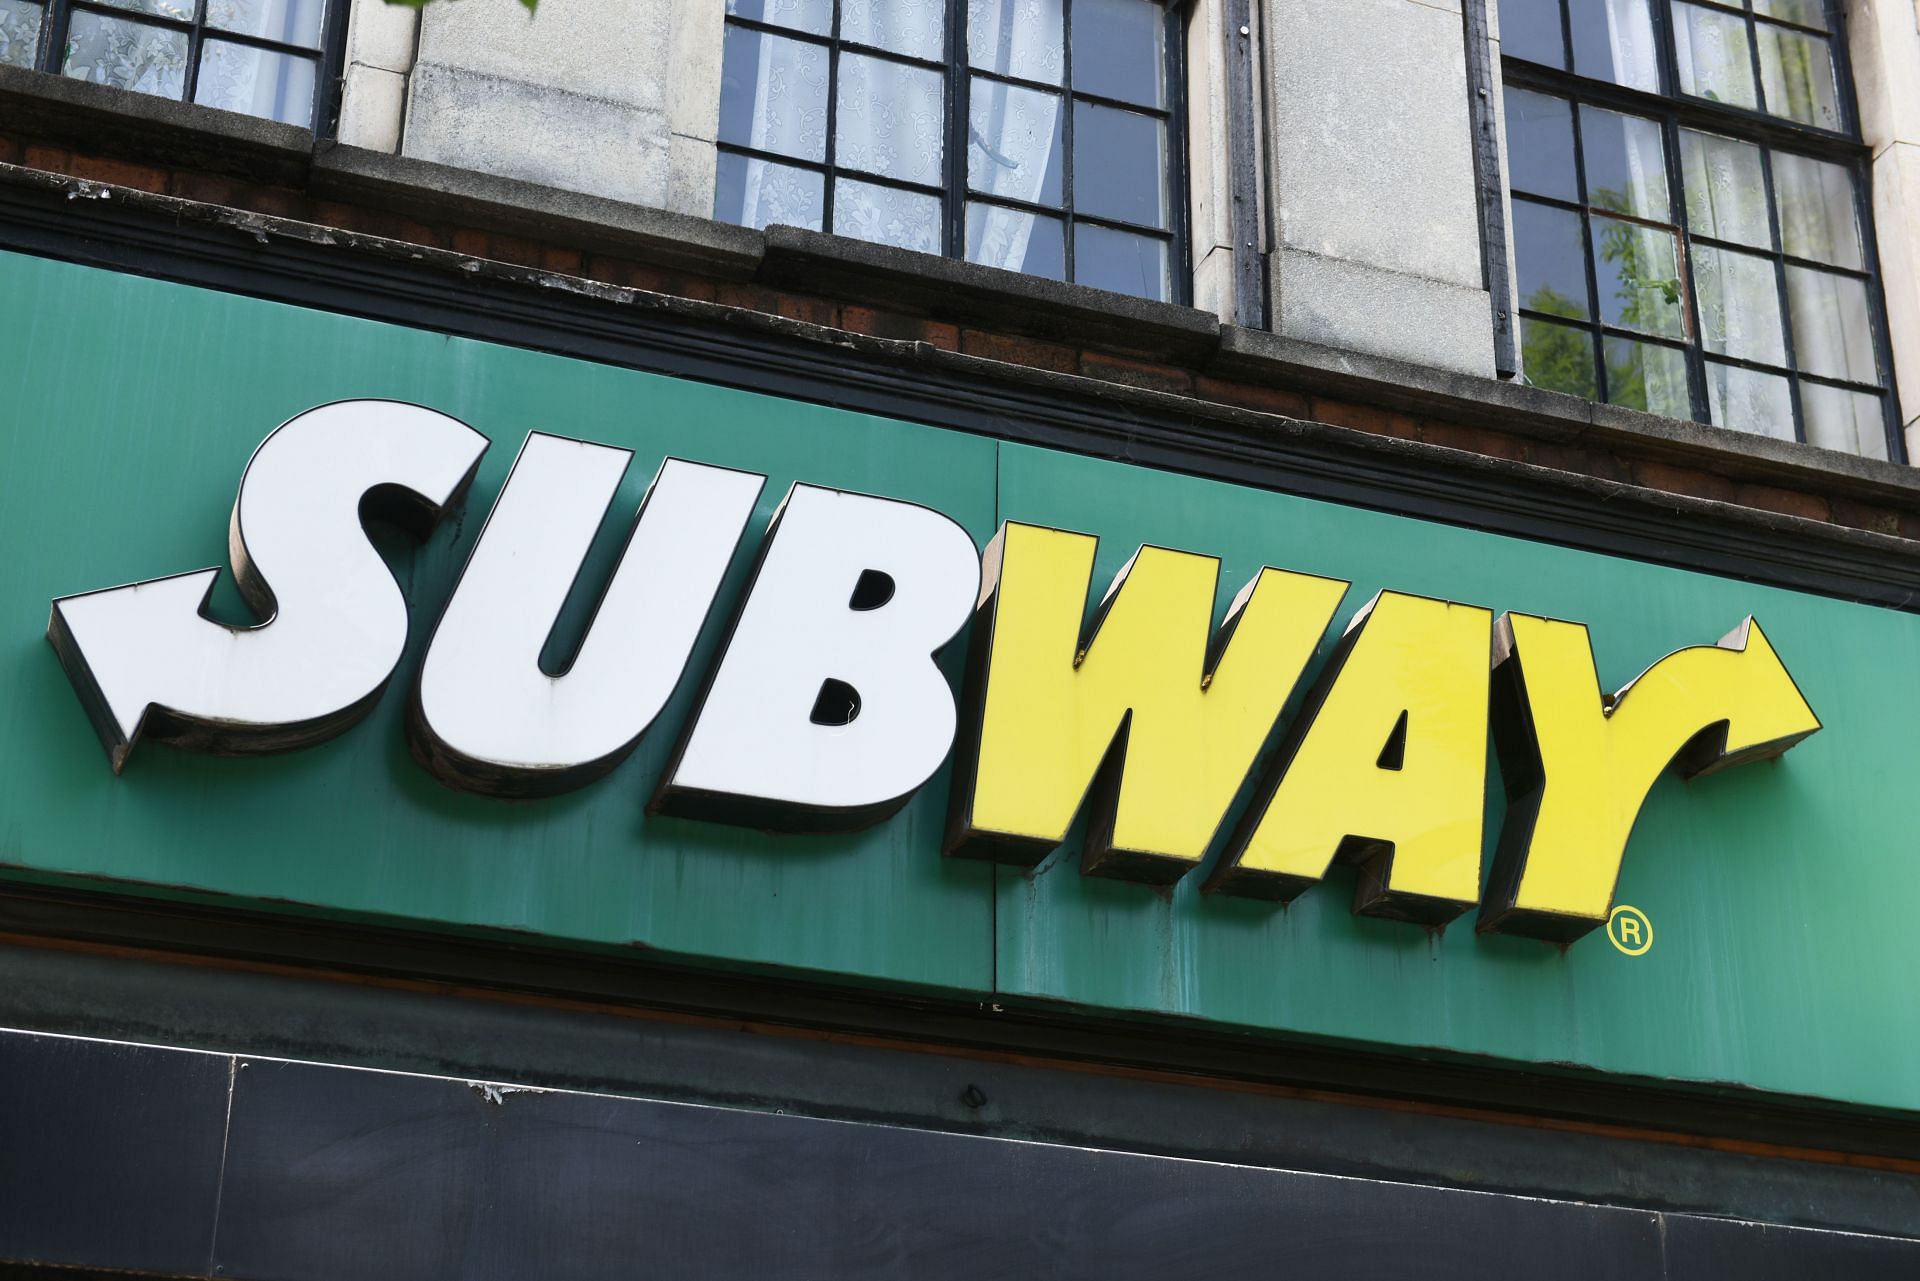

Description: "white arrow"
48 400 489 772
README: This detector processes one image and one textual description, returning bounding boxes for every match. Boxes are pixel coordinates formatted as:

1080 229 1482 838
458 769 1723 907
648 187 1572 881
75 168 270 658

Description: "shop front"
0 224 1917 1275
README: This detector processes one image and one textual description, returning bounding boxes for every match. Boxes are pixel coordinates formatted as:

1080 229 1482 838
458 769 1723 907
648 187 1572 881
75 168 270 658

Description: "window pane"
842 0 944 61
94 0 194 20
205 0 325 48
1605 337 1693 418
1505 88 1578 202
1580 106 1668 220
1753 0 1825 28
1513 200 1592 319
1672 2 1757 110
714 152 825 231
0 0 40 69
834 178 943 254
1499 0 1566 67
1694 244 1786 364
969 79 1064 205
63 11 188 99
1072 0 1165 108
967 202 1066 278
1773 152 1861 268
1801 385 1887 459
1785 266 1877 383
1521 317 1598 397
969 0 1065 84
1758 25 1839 129
1568 0 1659 91
194 40 315 125
1591 215 1684 336
837 53 945 186
719 27 829 162
726 0 831 36
1679 130 1770 248
1074 222 1169 300
1072 102 1166 228
1705 362 1795 438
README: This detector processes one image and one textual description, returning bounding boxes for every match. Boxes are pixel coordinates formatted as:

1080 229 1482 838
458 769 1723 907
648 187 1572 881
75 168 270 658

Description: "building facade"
2 0 1920 1275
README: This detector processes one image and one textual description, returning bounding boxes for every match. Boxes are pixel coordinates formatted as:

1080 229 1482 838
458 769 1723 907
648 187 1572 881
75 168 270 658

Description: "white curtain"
966 0 1064 272
1595 0 1659 91
740 35 829 229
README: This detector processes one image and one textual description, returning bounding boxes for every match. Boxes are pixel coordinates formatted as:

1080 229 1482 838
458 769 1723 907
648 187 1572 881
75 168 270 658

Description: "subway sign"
49 401 1819 946
10 252 1916 1114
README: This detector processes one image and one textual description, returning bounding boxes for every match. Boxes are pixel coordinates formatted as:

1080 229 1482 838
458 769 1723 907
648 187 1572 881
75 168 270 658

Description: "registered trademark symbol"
1608 905 1653 956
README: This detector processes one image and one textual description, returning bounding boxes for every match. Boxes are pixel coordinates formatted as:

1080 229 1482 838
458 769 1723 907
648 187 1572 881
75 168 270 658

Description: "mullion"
183 0 207 106
944 0 965 260
39 0 73 74
1652 0 1713 419
1741 1 1769 123
821 0 842 239
1754 147 1808 441
1162 0 1188 306
1564 77 1609 403
1061 0 1076 284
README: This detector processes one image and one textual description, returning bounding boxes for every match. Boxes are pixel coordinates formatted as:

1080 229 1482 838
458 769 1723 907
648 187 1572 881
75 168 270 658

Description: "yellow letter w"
945 522 1348 883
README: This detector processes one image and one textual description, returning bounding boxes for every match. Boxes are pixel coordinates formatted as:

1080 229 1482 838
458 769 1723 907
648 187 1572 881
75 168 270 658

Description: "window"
0 0 335 129
1500 0 1899 460
715 0 1186 304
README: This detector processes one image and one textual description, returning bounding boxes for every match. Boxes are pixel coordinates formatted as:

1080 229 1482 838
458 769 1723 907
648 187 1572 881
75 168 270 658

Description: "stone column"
337 0 416 154
1849 0 1920 461
1260 0 1496 375
400 0 723 216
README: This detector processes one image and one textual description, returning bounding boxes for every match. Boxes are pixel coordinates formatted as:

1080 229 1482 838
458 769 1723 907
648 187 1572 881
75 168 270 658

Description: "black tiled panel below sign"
0 1031 230 1275
1 1032 1917 1280
212 1058 1669 1281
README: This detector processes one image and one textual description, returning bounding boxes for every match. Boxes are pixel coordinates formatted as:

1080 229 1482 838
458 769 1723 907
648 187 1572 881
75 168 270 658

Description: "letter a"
1477 613 1820 941
948 522 1347 883
1208 591 1493 925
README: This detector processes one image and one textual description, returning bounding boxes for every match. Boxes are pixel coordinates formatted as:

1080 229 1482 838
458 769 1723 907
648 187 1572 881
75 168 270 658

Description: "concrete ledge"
759 225 1224 363
311 144 763 279
0 64 311 185
1216 326 1920 506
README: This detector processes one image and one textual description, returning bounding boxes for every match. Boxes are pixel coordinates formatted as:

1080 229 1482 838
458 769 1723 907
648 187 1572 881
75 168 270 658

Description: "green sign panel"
3 250 1915 1112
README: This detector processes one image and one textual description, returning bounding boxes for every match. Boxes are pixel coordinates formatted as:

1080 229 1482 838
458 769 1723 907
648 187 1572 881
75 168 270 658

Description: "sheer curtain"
1592 0 1659 90
740 36 828 229
966 0 1064 272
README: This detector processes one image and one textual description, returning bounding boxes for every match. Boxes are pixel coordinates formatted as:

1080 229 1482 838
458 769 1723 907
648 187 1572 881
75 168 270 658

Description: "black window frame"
1501 0 1904 461
716 0 1192 306
8 0 349 134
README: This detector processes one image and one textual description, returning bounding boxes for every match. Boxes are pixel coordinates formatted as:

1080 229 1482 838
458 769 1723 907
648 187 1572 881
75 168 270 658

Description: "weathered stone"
337 64 405 155
1262 0 1492 373
404 63 671 207
1270 246 1495 378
